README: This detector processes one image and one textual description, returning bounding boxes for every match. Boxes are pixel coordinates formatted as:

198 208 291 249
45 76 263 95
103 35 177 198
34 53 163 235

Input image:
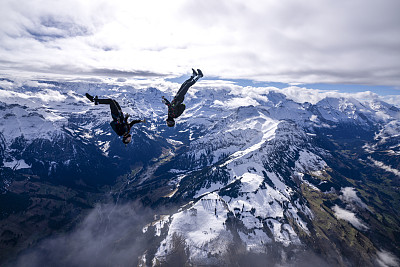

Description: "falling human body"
162 68 203 127
85 94 145 144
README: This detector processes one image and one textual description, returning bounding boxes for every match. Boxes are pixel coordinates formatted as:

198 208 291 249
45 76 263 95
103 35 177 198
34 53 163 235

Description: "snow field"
155 192 232 261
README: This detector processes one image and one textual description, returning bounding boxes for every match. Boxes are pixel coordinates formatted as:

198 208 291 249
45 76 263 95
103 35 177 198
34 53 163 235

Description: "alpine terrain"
0 78 399 267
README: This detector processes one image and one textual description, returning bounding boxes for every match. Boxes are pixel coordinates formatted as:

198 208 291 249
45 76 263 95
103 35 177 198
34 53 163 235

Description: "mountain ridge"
0 79 399 266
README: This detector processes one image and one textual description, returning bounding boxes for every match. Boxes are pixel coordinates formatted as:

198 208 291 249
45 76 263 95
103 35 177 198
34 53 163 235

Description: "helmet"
166 118 175 127
122 133 132 144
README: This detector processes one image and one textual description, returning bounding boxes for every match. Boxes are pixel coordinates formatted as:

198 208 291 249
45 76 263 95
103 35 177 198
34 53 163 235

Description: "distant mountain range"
0 78 399 267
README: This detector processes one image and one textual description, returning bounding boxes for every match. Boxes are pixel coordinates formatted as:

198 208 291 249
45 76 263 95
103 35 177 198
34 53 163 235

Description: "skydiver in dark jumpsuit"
162 68 203 127
85 94 145 144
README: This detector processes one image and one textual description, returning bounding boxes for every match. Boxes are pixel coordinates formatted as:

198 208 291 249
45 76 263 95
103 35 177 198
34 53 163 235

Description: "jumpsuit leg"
173 77 196 104
96 98 124 121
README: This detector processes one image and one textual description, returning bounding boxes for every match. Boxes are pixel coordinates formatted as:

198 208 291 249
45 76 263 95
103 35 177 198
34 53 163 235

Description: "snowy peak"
0 102 64 144
314 97 366 123
313 96 400 126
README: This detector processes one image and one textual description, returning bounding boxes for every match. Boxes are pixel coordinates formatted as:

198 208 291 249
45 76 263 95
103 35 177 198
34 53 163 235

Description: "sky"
1 0 400 95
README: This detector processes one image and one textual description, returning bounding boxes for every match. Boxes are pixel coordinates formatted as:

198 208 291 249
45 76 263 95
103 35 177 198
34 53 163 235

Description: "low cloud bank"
376 250 399 267
12 202 153 267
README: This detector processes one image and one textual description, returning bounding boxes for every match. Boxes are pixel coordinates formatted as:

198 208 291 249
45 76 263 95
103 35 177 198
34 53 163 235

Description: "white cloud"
369 157 400 177
376 250 399 267
340 187 368 210
332 205 369 231
382 95 400 108
279 86 331 104
214 96 260 109
272 86 385 105
0 0 400 86
13 203 154 267
0 88 67 105
0 79 14 90
36 89 67 102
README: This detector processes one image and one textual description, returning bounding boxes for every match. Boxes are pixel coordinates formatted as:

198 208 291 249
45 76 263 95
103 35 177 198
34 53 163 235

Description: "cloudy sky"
1 0 400 93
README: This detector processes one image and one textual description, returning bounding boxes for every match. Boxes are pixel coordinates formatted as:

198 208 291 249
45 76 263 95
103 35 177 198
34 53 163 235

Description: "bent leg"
96 98 123 121
96 98 113 105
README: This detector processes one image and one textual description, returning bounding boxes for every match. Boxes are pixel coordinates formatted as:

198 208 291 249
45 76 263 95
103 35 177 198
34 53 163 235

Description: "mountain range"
0 78 399 267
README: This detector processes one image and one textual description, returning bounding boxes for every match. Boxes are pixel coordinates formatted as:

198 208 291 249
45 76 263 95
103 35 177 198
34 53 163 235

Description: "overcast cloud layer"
1 0 400 86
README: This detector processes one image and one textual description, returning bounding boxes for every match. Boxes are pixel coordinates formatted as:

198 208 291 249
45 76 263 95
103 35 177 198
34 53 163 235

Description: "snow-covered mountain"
145 90 400 266
1 78 399 266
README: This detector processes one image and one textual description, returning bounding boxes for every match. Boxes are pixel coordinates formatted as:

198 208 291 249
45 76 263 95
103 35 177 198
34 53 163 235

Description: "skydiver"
162 68 203 127
85 94 145 144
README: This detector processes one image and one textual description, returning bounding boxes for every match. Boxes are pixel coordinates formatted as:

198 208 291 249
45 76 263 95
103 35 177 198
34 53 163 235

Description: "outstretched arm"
129 119 145 127
162 96 170 106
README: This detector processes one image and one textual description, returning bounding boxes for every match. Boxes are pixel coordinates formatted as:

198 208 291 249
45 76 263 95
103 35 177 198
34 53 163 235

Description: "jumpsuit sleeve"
129 120 143 127
163 98 171 106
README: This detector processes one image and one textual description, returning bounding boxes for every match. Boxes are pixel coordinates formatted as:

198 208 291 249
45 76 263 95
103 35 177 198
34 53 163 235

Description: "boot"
191 68 198 78
85 93 94 102
197 69 203 78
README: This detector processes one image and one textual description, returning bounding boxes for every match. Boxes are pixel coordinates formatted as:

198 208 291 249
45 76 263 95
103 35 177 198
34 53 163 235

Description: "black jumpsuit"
96 98 142 136
164 77 196 119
